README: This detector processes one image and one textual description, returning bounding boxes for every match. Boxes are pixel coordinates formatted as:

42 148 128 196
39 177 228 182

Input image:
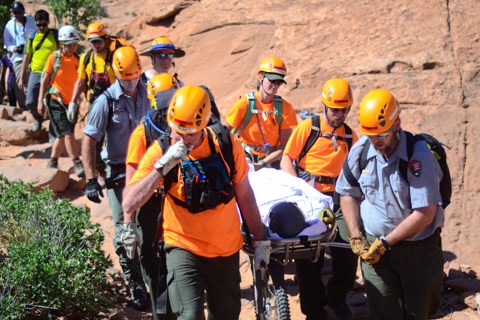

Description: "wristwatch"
379 236 391 250
260 159 267 168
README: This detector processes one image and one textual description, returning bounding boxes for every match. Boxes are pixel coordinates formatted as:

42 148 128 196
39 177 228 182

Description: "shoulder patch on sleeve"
408 159 422 177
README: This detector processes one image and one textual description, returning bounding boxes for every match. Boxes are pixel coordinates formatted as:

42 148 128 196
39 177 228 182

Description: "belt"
314 176 336 184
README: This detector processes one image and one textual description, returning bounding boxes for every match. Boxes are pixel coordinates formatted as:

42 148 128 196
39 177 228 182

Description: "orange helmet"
147 73 179 100
258 56 287 76
112 47 142 80
167 86 211 134
86 21 107 40
358 89 401 135
321 78 353 109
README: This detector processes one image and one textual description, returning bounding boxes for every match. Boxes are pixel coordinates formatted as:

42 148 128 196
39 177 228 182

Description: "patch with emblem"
408 160 422 177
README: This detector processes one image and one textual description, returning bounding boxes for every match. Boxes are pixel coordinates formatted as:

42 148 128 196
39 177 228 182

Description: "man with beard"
71 21 130 175
280 78 358 320
336 89 444 319
81 46 150 310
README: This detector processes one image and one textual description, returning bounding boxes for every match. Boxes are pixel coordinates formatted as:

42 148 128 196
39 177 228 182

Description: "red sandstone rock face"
1 0 480 318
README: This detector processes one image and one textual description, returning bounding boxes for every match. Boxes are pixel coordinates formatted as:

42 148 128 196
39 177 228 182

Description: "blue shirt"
83 80 150 165
336 130 444 241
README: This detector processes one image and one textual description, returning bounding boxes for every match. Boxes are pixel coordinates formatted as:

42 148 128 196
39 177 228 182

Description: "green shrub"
0 175 114 319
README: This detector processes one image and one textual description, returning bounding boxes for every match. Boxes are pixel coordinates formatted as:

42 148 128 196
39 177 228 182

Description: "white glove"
66 102 79 123
118 222 139 260
254 240 271 270
156 141 188 175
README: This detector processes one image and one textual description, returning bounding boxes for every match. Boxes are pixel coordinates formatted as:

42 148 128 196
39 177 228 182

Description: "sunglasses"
268 79 284 86
155 52 175 59
36 23 48 28
89 39 105 45
369 131 391 140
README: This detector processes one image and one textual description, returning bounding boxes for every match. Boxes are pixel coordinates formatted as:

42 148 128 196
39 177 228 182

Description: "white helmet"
58 25 80 44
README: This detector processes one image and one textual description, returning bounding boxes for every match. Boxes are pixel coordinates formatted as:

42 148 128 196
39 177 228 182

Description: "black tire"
253 268 291 320
273 286 291 320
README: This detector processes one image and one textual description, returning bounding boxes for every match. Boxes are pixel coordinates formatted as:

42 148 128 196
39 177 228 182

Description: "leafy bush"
45 0 103 36
0 175 114 319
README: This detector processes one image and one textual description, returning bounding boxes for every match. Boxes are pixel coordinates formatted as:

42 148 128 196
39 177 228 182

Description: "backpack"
160 122 237 213
82 36 130 70
342 131 452 209
83 36 130 101
40 50 80 106
297 115 353 164
102 90 120 132
144 109 170 149
150 85 220 130
29 28 59 53
231 91 283 136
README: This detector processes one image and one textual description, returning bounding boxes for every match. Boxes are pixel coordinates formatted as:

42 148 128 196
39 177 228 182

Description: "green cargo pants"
363 230 443 319
166 248 241 320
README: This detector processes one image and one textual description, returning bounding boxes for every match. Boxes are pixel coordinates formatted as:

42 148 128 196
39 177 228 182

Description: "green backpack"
231 91 283 136
42 50 77 105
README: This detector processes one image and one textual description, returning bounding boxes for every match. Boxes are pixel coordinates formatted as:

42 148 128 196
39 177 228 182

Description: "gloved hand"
156 141 188 175
348 234 371 257
86 178 104 203
67 102 79 123
118 222 140 260
319 208 335 223
254 240 271 270
361 238 387 264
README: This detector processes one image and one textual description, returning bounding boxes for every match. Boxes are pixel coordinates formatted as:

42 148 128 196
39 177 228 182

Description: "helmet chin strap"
261 79 274 97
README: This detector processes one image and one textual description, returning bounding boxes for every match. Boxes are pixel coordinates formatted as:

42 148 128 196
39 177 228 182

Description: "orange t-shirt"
284 115 358 192
129 128 249 258
43 52 78 104
226 93 298 155
126 124 147 167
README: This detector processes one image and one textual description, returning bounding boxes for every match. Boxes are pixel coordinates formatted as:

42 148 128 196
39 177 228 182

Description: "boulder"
0 164 70 193
0 119 49 145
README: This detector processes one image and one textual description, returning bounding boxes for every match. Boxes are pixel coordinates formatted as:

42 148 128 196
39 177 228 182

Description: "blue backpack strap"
28 29 38 52
52 29 59 47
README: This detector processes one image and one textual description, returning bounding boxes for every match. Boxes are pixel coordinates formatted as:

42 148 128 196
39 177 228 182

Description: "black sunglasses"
155 52 175 60
268 79 284 86
36 23 48 28
89 39 105 45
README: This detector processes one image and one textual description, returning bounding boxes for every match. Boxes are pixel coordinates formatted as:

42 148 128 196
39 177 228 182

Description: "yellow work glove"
319 208 335 229
361 238 387 264
348 234 370 257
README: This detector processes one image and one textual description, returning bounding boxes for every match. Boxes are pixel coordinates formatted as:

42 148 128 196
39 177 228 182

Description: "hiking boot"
46 158 58 169
73 160 85 178
32 120 42 132
129 284 149 311
330 302 355 320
